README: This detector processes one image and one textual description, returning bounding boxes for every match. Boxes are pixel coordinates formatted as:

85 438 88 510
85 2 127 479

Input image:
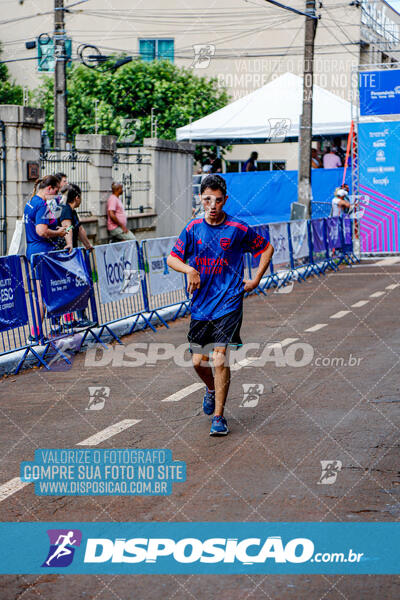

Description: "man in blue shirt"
167 174 274 436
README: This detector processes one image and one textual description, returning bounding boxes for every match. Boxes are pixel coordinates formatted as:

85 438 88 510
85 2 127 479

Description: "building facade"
2 0 399 169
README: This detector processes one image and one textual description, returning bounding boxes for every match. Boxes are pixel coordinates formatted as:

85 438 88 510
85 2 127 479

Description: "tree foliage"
0 43 23 105
34 58 229 149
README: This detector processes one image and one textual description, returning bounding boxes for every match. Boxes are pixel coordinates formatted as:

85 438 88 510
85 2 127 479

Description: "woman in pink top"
107 182 136 241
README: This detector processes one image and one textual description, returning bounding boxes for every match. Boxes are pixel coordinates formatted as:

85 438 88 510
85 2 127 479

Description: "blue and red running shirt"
171 213 269 321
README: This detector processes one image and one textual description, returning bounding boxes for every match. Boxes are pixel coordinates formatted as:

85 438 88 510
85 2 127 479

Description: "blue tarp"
221 168 351 225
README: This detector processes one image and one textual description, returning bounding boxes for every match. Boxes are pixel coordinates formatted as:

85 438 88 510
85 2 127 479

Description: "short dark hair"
66 183 81 204
200 174 227 196
55 172 67 181
250 151 258 160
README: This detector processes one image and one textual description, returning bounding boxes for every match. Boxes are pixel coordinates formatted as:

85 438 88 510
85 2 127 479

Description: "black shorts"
188 307 243 354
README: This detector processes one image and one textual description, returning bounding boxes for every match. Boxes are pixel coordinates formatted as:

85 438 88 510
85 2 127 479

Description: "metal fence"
0 216 358 374
40 148 90 216
112 148 152 213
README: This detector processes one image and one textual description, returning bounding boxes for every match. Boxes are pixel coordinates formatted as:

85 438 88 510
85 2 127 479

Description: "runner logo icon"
42 529 82 567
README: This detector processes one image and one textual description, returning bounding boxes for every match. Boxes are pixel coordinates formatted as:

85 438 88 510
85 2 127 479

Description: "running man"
45 531 77 566
167 174 274 436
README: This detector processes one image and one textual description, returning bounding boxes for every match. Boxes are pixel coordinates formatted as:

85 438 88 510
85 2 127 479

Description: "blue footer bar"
0 522 398 574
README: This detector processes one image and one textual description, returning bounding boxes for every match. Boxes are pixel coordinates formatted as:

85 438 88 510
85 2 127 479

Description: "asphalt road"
0 258 400 599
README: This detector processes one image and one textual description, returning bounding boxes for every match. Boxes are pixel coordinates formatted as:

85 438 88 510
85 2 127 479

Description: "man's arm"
78 225 93 250
244 243 274 292
338 199 350 210
61 218 73 252
167 254 201 294
36 224 66 239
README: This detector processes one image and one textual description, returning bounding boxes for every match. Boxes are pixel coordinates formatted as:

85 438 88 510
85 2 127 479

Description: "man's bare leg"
212 347 230 416
192 353 215 391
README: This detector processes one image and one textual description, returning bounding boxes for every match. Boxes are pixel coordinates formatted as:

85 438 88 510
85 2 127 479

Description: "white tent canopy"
176 72 352 143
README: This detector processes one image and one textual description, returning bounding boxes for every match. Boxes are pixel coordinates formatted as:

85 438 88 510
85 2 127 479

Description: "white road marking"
374 257 400 266
76 419 142 446
386 283 400 290
330 310 351 319
231 338 299 371
351 300 369 308
370 291 385 298
304 324 327 333
0 478 30 503
273 337 299 348
161 383 203 402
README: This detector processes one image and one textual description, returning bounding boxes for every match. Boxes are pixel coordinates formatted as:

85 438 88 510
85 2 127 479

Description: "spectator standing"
331 188 350 217
24 175 67 340
323 147 342 169
242 151 258 172
311 148 321 168
333 138 345 166
210 153 222 173
60 184 96 328
106 182 136 242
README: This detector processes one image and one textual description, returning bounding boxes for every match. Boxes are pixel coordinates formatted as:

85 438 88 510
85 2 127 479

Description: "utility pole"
54 0 67 149
297 0 318 217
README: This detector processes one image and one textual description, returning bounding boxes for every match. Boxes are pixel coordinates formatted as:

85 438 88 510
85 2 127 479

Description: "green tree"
33 58 229 148
0 43 23 105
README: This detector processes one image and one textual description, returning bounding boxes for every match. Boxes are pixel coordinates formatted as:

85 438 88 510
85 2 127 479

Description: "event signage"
359 70 400 116
0 522 398 574
311 219 325 253
0 255 29 332
268 222 290 265
326 217 342 250
358 121 400 253
145 237 185 296
290 220 309 259
32 250 91 316
95 241 141 304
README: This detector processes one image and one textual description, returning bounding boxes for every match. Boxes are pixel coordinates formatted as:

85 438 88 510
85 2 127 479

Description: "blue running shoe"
203 388 215 415
210 415 229 436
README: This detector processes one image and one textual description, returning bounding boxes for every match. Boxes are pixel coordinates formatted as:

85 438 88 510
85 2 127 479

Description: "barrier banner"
290 220 309 259
327 217 341 250
268 222 289 265
343 217 352 245
311 219 325 253
359 70 400 116
33 250 91 317
358 121 400 253
145 237 185 296
0 255 28 332
95 241 141 304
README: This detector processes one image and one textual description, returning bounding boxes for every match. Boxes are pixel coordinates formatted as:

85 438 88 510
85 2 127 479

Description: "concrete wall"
0 105 45 250
0 108 194 251
142 138 194 238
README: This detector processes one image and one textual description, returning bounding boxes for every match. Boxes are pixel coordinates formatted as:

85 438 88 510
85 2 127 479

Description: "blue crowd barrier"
141 236 190 327
0 216 359 374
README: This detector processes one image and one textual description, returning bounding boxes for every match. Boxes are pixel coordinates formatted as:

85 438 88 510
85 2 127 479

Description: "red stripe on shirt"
186 218 203 232
224 220 248 232
170 251 184 262
253 241 270 258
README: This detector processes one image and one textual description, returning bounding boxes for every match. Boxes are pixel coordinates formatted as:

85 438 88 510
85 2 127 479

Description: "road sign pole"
54 0 67 150
297 0 318 218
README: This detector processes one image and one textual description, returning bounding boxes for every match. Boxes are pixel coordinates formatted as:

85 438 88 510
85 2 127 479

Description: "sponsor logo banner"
144 237 185 296
0 523 398 574
95 241 141 304
359 70 400 116
0 255 29 332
